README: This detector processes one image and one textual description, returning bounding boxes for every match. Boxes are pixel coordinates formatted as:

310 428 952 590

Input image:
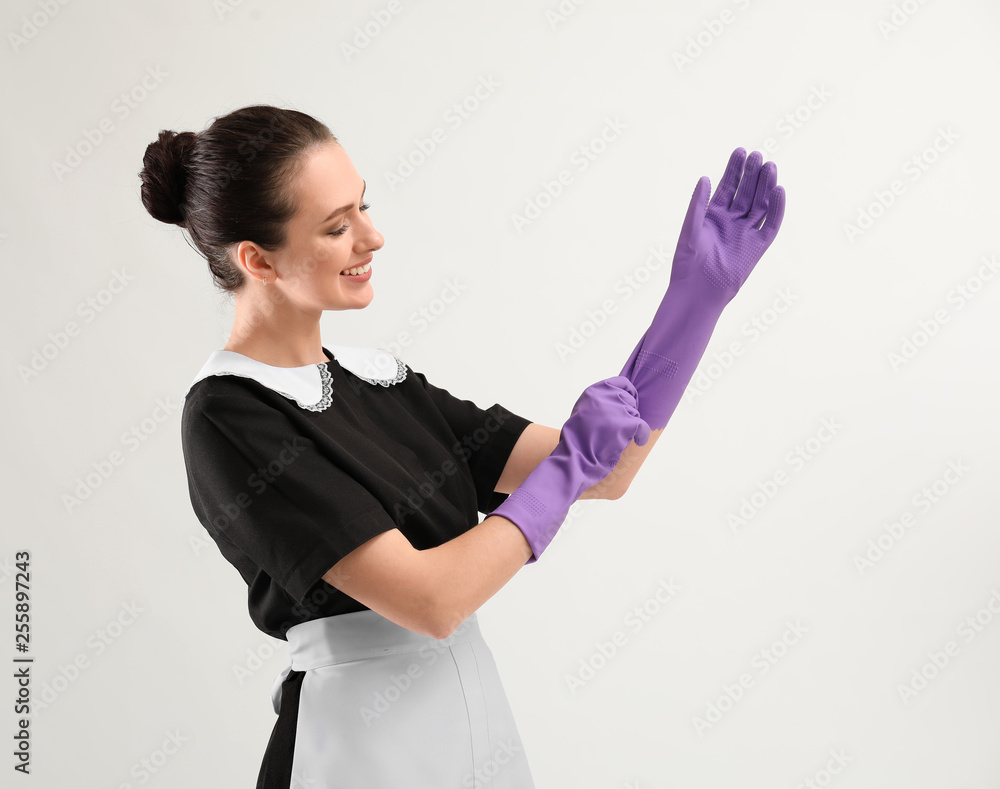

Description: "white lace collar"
183 344 407 412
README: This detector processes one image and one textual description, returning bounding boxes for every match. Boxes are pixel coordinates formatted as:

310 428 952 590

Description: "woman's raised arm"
495 422 664 500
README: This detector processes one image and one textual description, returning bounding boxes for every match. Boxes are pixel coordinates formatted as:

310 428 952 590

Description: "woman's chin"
329 286 374 310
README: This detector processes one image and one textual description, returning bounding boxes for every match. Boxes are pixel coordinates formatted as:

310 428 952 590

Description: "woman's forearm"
579 426 664 500
497 422 664 503
323 514 533 641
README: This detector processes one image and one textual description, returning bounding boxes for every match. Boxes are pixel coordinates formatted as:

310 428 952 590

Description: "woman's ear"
233 240 274 284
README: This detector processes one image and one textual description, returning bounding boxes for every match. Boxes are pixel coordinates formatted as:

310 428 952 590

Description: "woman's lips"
340 259 372 281
341 255 372 274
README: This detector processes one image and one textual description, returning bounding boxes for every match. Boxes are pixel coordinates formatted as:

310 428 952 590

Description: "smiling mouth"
340 259 372 277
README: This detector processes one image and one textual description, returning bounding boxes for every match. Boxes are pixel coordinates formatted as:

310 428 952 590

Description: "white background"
2 0 999 786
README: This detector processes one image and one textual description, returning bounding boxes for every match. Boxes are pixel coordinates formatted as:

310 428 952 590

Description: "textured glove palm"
491 376 650 563
619 147 786 430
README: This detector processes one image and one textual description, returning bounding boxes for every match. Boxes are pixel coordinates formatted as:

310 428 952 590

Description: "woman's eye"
329 202 371 236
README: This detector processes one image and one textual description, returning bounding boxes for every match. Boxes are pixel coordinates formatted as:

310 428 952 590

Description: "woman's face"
253 140 383 312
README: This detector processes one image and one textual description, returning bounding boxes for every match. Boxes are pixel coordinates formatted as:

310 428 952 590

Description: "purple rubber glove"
491 376 650 563
619 147 786 430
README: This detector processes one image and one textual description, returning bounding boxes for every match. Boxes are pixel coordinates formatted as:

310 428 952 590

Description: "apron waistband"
270 609 482 714
286 608 482 671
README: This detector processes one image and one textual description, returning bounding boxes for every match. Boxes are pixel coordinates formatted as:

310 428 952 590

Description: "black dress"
180 344 538 787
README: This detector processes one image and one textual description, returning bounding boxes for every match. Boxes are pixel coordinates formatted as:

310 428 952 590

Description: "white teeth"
341 262 371 276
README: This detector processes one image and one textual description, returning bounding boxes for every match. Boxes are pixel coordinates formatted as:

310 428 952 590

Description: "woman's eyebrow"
319 180 367 224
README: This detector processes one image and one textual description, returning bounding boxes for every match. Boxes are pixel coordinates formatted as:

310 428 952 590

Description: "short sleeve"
406 367 532 514
181 392 397 603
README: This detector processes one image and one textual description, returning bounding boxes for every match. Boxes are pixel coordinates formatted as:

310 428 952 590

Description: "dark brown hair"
139 104 336 292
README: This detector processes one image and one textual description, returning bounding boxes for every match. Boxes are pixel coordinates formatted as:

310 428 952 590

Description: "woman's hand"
490 376 650 562
557 375 651 486
669 147 786 308
617 147 788 431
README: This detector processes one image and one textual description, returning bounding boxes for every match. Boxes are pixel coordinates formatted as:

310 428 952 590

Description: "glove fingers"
605 375 639 403
747 161 776 228
633 416 651 447
609 382 650 447
731 150 763 217
758 185 786 247
708 147 746 211
679 176 711 243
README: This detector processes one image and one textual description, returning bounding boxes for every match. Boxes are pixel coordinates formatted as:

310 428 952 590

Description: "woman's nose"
359 212 384 252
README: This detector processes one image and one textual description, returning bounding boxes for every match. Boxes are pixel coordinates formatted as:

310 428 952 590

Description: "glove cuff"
490 449 587 563
621 283 725 431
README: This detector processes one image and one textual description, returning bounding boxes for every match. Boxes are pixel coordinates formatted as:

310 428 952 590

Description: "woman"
140 104 783 788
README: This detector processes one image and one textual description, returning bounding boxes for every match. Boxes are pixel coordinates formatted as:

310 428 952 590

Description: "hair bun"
139 129 197 225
